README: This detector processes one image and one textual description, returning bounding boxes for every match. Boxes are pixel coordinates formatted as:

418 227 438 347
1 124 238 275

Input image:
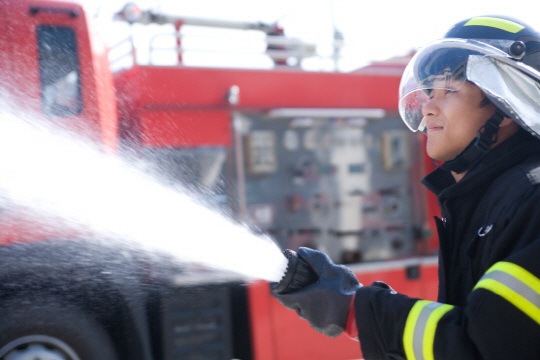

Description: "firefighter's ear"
499 116 515 128
495 117 520 148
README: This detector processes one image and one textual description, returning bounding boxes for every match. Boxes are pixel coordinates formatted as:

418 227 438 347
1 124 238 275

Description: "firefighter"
273 15 540 359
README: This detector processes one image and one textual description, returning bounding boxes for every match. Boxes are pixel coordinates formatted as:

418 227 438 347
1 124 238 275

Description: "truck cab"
0 0 119 244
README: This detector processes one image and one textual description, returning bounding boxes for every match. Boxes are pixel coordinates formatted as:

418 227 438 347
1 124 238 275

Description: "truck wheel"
0 297 118 360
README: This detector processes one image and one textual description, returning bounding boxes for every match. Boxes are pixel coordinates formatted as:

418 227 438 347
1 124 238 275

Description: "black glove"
272 247 362 337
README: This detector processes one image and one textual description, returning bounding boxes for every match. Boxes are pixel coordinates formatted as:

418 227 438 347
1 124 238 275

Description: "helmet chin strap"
438 109 507 174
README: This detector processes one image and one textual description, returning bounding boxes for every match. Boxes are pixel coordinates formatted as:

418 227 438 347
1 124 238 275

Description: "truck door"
0 0 105 245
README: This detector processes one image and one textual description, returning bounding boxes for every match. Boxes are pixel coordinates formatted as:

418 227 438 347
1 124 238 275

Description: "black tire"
0 297 118 360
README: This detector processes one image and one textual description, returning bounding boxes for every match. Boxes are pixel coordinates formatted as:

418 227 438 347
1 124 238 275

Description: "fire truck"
0 0 439 359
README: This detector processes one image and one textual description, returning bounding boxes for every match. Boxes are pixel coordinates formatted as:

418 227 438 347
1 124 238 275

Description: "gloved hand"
272 247 362 337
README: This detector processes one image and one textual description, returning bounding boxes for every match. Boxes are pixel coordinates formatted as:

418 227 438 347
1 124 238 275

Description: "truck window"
37 25 82 117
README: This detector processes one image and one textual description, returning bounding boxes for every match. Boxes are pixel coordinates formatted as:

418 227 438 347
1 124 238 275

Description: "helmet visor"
399 38 514 131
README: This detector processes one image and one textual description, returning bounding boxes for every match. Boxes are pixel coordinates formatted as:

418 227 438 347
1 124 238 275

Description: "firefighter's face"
422 81 496 162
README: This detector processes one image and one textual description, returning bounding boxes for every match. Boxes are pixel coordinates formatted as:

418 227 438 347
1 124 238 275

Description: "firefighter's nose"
422 96 439 117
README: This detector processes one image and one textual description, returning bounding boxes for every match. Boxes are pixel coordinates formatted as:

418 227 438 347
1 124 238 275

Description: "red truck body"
0 1 439 359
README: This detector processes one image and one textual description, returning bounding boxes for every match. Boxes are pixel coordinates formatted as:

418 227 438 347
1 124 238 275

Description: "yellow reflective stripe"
404 300 429 360
474 262 540 326
403 300 454 360
464 17 525 33
489 262 540 292
474 278 540 325
423 304 454 360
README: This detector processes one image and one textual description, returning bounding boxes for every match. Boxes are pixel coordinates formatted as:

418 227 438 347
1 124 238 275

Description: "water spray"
0 109 328 287
273 249 318 294
0 112 290 282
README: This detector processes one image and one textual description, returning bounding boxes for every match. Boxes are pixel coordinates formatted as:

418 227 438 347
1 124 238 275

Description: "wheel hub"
0 336 81 360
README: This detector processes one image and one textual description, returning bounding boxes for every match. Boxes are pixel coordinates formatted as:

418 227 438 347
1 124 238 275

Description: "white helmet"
399 16 540 172
400 16 540 137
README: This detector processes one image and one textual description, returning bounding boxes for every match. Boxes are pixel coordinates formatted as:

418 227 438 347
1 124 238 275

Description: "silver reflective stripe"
481 270 540 311
474 261 540 326
404 300 454 360
412 303 444 360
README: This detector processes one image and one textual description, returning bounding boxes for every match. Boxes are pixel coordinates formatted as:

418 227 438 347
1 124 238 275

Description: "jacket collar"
422 129 540 198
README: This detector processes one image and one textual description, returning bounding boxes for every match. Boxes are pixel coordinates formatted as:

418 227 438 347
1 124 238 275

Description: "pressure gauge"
283 130 299 151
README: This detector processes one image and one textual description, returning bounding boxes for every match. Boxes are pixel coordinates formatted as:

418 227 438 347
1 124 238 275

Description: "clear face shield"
399 38 540 136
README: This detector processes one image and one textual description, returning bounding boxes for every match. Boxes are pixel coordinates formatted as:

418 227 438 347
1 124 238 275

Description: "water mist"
0 111 288 282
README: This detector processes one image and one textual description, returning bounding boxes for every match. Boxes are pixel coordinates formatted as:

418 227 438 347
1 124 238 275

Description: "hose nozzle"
273 249 318 294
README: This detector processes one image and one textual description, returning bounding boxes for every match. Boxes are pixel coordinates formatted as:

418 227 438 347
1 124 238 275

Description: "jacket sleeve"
355 195 540 360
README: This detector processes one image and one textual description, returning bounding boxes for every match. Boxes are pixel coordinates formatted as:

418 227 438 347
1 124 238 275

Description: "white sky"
75 0 540 71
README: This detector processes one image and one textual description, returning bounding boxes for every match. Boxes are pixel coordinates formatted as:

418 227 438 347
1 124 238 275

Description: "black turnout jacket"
354 129 540 360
